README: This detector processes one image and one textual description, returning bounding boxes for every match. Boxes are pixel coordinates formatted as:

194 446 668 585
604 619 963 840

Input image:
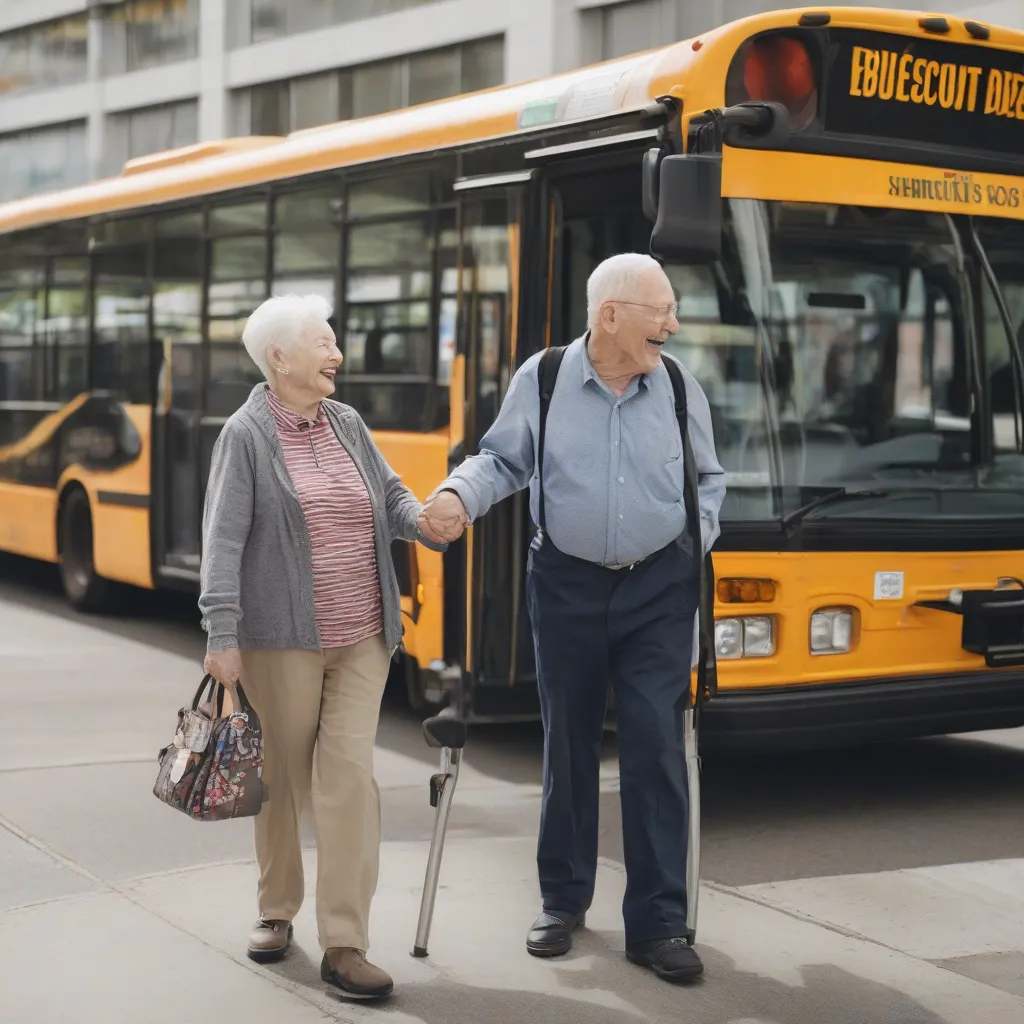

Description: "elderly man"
422 253 725 981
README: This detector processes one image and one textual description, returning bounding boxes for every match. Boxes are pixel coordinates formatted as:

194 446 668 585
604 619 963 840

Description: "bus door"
446 170 542 720
151 214 204 583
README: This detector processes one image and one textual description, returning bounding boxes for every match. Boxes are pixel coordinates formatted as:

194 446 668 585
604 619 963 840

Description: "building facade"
0 0 1020 203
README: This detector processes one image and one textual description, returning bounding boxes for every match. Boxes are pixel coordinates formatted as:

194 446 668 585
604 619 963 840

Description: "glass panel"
352 58 404 118
210 201 267 234
251 0 288 43
230 88 252 137
274 233 339 274
695 200 1021 522
408 46 460 106
0 289 41 402
610 0 664 59
210 237 267 281
156 280 202 565
292 71 340 131
207 247 266 418
42 285 88 401
120 0 199 74
93 232 151 404
208 280 266 318
52 258 88 286
113 101 199 168
461 37 504 93
976 219 1024 456
460 199 514 433
0 122 88 203
251 81 290 135
348 173 430 217
0 14 88 98
153 214 203 279
275 188 341 229
348 218 429 269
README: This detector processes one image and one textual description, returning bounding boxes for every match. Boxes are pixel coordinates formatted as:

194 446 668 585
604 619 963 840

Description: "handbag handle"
191 674 226 717
191 674 254 718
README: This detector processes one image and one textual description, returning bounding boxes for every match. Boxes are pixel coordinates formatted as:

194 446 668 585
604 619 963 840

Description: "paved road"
2 552 1023 1023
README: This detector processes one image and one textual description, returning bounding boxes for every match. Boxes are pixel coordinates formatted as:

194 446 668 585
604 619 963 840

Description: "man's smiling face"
606 267 681 376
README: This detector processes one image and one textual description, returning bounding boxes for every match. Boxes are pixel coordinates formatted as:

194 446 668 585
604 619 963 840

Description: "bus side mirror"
647 153 723 265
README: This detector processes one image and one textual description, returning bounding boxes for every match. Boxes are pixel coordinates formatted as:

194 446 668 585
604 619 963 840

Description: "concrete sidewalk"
2 595 1024 1023
4 833 1024 1024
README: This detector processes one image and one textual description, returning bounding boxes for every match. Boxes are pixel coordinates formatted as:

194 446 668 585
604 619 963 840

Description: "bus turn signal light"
717 578 777 603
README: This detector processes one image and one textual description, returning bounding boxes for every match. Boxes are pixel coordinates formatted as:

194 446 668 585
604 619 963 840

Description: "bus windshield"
664 200 1024 527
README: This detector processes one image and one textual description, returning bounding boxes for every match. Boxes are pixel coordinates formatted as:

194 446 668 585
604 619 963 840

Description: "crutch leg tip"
411 946 429 958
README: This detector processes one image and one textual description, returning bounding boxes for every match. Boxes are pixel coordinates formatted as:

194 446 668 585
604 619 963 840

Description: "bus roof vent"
121 137 284 177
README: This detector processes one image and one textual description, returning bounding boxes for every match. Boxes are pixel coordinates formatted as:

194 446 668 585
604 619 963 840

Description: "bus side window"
338 168 450 432
206 198 269 420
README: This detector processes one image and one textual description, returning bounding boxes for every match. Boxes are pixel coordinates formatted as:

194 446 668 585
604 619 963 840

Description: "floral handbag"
153 675 266 821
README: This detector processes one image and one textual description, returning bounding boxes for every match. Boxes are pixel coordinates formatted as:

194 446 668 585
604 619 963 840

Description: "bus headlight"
715 616 775 659
810 608 854 655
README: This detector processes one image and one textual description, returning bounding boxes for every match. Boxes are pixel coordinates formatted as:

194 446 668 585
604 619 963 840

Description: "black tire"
58 488 114 613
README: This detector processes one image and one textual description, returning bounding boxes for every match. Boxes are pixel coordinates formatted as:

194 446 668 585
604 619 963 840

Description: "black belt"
539 533 663 573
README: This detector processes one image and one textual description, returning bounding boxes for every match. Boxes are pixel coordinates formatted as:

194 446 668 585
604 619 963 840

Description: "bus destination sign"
825 29 1024 157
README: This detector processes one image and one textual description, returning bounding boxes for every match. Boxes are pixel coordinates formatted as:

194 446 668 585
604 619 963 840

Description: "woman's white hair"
242 293 333 378
586 253 664 329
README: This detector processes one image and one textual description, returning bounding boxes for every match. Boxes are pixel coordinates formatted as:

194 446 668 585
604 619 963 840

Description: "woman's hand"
204 648 242 689
418 492 468 544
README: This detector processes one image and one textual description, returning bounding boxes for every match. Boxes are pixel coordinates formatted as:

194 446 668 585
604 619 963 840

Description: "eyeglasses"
611 300 678 324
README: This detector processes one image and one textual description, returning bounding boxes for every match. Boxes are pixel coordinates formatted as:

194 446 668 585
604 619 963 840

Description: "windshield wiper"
781 488 891 537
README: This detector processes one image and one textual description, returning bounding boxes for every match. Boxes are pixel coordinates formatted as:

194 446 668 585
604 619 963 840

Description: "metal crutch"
412 709 468 958
683 699 701 944
685 550 716 946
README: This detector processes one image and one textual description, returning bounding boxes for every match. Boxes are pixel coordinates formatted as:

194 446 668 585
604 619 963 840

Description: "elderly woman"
199 294 453 1000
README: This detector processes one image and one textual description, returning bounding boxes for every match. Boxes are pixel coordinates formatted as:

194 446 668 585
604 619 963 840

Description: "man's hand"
204 648 242 689
417 490 469 544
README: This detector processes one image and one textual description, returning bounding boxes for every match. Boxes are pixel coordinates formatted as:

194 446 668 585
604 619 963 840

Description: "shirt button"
618 477 624 483
619 514 624 519
614 440 619 446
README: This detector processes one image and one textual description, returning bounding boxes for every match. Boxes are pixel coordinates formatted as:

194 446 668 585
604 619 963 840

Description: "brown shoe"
321 947 394 1000
246 919 292 963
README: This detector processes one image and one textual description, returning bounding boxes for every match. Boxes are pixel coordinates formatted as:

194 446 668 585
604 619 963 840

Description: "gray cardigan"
199 384 443 655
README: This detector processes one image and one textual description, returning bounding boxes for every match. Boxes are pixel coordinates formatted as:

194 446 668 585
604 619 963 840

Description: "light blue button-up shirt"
439 335 726 566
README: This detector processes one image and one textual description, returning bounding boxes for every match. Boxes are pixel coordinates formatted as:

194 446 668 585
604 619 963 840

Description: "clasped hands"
417 489 469 545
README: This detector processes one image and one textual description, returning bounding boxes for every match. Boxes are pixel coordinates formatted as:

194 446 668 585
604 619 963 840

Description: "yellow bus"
2 7 1024 745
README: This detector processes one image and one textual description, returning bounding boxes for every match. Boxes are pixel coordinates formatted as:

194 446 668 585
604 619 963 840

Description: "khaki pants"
240 634 390 952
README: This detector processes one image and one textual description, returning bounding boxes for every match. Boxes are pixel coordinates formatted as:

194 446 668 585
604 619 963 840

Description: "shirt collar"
580 332 651 392
264 383 324 432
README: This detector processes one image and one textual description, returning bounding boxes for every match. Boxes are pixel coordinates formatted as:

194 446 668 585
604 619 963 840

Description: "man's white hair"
242 293 333 378
586 253 665 329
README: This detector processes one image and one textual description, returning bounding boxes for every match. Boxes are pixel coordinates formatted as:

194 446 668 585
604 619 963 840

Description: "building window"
105 101 199 177
231 37 504 137
228 0 441 49
0 14 88 98
102 0 199 76
0 122 88 203
579 0 719 63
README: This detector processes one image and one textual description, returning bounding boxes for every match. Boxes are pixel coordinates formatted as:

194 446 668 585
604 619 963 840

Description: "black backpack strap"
663 357 718 706
536 345 567 535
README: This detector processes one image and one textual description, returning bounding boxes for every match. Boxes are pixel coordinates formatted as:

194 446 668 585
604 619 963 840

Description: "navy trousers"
526 532 699 945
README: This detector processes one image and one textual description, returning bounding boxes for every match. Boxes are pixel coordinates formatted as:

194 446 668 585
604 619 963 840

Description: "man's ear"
600 301 619 335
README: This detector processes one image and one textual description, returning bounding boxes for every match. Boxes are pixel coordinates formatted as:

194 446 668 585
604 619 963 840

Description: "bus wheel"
58 488 113 613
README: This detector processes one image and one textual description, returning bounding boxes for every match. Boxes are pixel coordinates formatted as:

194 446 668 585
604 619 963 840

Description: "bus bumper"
700 670 1024 752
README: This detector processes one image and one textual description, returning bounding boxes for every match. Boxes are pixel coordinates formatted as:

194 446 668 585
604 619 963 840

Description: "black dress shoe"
526 910 585 958
626 936 704 980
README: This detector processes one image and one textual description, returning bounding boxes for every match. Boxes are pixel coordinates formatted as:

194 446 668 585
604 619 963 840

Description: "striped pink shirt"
265 386 383 648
